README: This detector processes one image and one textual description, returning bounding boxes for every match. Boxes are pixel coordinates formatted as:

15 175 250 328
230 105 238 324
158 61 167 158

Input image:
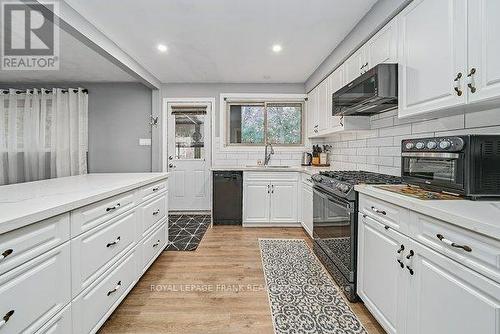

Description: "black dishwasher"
213 171 243 225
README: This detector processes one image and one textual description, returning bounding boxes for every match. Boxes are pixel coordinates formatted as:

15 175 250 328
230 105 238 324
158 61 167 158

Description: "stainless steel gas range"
311 171 402 302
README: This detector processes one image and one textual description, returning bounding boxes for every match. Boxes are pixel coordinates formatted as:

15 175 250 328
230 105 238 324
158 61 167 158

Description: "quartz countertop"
355 184 500 240
0 173 169 234
211 165 331 175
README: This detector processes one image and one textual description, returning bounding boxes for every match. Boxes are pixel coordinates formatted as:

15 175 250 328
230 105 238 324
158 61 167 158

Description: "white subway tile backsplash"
379 146 400 157
349 139 367 148
465 108 500 128
356 147 379 156
366 155 394 167
367 136 394 147
371 116 394 129
379 124 412 137
411 114 464 134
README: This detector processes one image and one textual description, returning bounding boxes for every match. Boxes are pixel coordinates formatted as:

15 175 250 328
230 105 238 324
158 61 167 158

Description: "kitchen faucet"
264 142 274 166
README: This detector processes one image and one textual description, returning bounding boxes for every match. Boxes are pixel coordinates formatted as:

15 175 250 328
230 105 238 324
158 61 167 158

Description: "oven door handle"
401 152 460 159
313 186 353 212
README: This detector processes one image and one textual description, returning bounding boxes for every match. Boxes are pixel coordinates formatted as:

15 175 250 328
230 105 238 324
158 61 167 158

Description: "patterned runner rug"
165 215 210 251
259 239 366 334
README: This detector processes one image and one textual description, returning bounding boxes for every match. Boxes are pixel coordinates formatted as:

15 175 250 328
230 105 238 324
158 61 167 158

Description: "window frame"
225 99 305 147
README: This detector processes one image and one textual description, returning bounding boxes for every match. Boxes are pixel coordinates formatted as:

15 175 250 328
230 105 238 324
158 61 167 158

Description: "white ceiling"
0 28 136 83
64 0 377 84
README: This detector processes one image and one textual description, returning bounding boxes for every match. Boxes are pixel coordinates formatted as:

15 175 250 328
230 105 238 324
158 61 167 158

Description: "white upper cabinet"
398 0 468 118
344 47 368 83
367 17 398 67
317 79 329 133
307 87 319 137
467 0 500 104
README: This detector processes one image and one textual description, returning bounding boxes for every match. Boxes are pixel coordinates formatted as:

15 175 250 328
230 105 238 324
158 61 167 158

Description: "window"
227 101 303 146
172 107 206 160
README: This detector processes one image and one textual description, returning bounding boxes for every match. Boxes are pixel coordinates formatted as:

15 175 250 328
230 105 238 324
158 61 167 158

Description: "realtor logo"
1 0 59 70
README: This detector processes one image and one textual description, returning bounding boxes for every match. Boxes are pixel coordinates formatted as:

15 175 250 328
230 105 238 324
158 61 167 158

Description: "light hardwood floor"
99 226 385 334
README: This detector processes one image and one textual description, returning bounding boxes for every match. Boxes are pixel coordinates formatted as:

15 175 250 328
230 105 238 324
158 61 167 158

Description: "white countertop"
0 173 169 234
211 165 331 175
355 184 500 240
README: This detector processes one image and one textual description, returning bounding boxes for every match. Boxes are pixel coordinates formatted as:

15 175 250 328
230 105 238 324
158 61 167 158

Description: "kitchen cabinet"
358 193 500 334
398 0 468 118
344 47 368 84
367 16 398 68
467 0 500 105
243 172 299 225
405 237 500 334
306 87 320 137
301 177 314 237
317 80 329 134
357 214 407 334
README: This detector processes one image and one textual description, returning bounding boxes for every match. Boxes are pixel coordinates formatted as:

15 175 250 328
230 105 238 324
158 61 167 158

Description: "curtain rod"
0 88 89 94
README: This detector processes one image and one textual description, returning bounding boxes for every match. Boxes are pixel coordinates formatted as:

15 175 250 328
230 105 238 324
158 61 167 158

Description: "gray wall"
0 82 153 173
305 0 411 92
162 83 305 137
87 83 152 172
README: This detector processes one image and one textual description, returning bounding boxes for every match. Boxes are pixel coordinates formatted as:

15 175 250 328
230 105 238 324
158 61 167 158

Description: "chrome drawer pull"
0 310 14 328
152 186 160 192
152 209 160 216
371 206 386 215
436 234 472 252
106 203 121 212
152 239 161 248
0 249 13 261
106 236 121 248
107 281 122 296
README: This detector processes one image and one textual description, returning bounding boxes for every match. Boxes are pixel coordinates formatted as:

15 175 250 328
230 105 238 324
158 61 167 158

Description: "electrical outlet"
139 138 151 146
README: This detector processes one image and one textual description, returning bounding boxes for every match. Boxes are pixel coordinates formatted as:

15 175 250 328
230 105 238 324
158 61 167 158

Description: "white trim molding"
218 93 309 153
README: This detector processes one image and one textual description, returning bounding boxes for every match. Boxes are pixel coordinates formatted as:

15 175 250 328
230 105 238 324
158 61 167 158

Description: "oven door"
401 152 465 194
312 185 355 280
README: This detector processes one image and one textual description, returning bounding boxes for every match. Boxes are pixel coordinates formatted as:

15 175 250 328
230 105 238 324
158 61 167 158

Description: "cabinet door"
307 88 319 137
301 183 313 237
406 238 500 334
398 0 467 118
270 181 298 223
243 181 270 223
357 215 407 334
344 48 367 83
367 17 398 68
317 80 329 133
467 0 500 104
328 66 345 131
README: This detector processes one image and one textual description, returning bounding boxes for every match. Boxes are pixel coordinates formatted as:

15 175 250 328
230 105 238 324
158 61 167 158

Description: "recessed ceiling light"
272 44 282 53
157 44 168 52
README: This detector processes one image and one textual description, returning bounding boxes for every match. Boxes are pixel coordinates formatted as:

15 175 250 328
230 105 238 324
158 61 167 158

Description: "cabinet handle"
467 68 476 93
339 116 344 127
384 225 390 230
397 259 404 268
371 206 386 215
107 281 122 296
106 236 121 248
153 239 161 248
436 234 472 252
267 184 270 194
152 186 160 192
406 265 414 275
397 245 405 254
0 310 14 329
406 250 414 259
271 185 275 194
453 72 463 96
152 209 160 216
0 249 13 261
106 203 121 212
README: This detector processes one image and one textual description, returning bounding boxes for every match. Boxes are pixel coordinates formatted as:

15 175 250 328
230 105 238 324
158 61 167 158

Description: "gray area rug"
165 215 210 251
259 239 367 334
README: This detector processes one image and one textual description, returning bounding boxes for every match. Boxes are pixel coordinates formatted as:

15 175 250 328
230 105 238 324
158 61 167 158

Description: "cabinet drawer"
359 194 410 233
244 172 299 182
71 210 138 296
71 190 137 237
141 222 167 274
0 243 70 334
411 212 500 283
0 214 69 276
34 304 71 334
141 180 168 203
72 248 138 334
141 193 167 236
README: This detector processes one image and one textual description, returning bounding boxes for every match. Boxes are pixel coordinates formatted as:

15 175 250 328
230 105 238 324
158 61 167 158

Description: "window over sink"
226 101 303 146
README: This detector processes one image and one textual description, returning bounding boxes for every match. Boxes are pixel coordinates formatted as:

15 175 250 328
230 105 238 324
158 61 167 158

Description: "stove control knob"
337 183 350 193
439 140 451 149
415 142 425 149
405 142 414 150
427 141 437 149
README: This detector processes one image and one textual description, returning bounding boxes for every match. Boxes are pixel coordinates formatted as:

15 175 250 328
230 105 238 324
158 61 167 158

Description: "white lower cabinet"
0 243 71 334
358 194 500 334
243 173 299 225
301 180 313 237
35 304 72 334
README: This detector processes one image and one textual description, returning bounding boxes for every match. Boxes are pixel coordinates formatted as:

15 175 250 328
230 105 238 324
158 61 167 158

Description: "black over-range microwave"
332 63 398 116
401 135 500 199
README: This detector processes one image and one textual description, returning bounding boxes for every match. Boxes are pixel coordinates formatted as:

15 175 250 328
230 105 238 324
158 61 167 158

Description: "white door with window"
166 102 211 211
